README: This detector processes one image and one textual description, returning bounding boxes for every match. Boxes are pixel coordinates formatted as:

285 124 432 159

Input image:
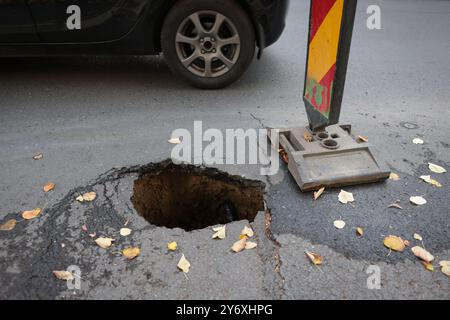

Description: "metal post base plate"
268 124 391 191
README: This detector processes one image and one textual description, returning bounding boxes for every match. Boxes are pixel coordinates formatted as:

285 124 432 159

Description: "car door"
28 0 147 43
0 0 39 43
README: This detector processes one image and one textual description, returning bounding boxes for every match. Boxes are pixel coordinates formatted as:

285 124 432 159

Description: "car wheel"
161 0 256 89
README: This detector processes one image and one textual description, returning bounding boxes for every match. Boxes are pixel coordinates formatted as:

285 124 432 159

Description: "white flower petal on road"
411 246 434 263
168 137 181 144
413 233 423 241
212 225 226 240
412 138 424 144
420 175 442 187
338 190 354 204
95 237 114 249
245 241 258 250
177 254 190 273
333 220 346 229
120 228 132 237
410 196 427 206
241 226 254 238
428 163 446 174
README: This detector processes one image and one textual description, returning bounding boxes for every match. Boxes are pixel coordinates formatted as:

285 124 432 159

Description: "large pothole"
131 162 265 231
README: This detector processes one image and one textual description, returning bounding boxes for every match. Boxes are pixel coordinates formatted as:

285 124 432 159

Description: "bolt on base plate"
268 124 391 191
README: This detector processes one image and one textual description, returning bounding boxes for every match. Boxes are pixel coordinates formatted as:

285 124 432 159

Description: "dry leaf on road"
241 226 254 238
384 235 406 252
334 220 346 229
411 246 434 262
245 241 258 250
22 208 41 220
122 247 140 259
420 175 442 187
120 228 132 237
33 153 43 160
421 261 434 272
43 182 55 193
410 196 427 206
168 137 181 144
177 254 190 273
428 163 446 174
338 190 354 204
389 173 400 181
356 227 364 236
212 225 226 240
95 237 114 249
167 241 178 251
231 238 247 253
0 219 17 231
53 270 74 281
305 251 323 265
413 138 424 144
313 187 325 200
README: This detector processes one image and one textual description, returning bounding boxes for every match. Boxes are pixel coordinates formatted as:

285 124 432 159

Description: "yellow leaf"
239 234 247 240
389 172 400 181
241 226 254 238
410 196 427 206
22 208 41 220
95 237 114 249
428 163 446 174
53 270 74 281
356 227 364 236
0 219 17 231
120 228 132 237
313 187 325 200
33 153 43 160
411 246 434 263
177 254 190 273
420 175 442 188
122 247 140 259
245 241 258 250
231 238 247 253
167 241 178 251
421 261 434 272
43 182 55 193
305 251 322 265
212 225 226 240
383 235 406 252
338 190 354 204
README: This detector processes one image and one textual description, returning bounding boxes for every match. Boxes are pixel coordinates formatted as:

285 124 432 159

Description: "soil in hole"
131 162 265 231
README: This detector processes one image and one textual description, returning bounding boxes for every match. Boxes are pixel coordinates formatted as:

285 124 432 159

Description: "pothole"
131 162 265 231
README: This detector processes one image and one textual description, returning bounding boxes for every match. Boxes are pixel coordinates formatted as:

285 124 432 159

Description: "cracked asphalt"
1 0 449 299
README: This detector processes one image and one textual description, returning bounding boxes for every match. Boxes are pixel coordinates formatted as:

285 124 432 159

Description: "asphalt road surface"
1 0 449 299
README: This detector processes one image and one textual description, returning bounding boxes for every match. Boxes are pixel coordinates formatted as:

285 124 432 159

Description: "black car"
0 0 289 88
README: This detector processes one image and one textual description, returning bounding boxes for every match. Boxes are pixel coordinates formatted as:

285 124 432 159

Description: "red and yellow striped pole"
303 0 357 131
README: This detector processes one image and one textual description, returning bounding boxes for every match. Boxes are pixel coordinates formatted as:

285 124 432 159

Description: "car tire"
161 0 256 89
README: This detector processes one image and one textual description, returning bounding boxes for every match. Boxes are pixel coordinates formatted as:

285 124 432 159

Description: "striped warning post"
304 0 344 119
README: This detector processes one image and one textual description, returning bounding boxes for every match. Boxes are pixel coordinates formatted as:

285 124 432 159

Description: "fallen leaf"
212 225 226 240
0 219 17 231
168 137 181 144
413 138 424 145
356 227 364 236
358 135 369 143
122 247 140 259
413 233 423 241
33 153 43 160
120 228 132 237
421 261 434 272
338 190 354 204
43 182 55 193
303 132 314 142
411 246 434 262
389 172 400 181
313 187 325 200
388 203 403 209
95 237 114 249
383 235 406 252
22 208 41 220
305 251 323 265
167 241 178 251
245 241 258 250
420 175 442 188
231 238 247 253
241 226 254 238
429 163 446 174
410 196 427 206
53 270 74 281
334 220 346 229
177 254 190 273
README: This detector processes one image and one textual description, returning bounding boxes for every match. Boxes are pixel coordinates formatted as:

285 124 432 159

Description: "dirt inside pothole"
131 162 265 231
